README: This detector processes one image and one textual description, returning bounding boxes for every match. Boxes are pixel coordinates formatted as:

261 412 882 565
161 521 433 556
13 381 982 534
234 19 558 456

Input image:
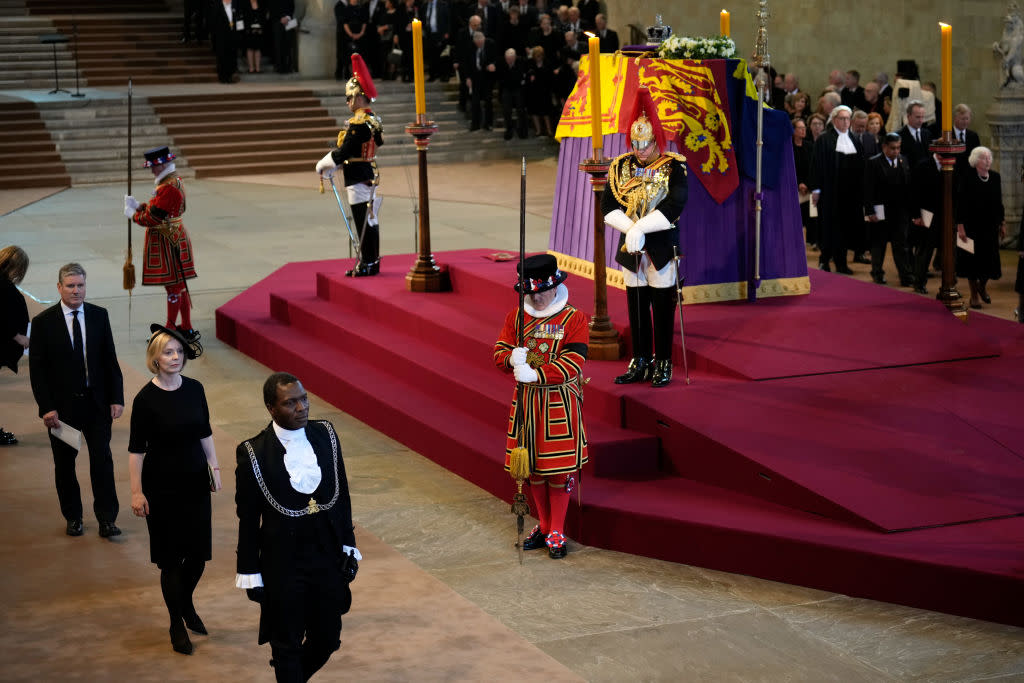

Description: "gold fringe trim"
550 251 811 304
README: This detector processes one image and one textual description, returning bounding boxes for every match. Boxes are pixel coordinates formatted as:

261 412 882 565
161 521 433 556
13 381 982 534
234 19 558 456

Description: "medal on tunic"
307 498 320 514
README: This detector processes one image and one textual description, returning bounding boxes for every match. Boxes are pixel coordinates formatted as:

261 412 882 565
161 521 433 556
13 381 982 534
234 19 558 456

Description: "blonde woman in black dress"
129 324 222 655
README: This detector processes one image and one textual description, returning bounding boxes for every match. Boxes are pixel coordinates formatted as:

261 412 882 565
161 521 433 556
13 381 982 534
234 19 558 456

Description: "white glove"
514 364 539 383
604 208 634 234
124 194 140 210
315 151 337 174
625 225 646 253
631 209 672 234
124 204 136 218
510 347 529 367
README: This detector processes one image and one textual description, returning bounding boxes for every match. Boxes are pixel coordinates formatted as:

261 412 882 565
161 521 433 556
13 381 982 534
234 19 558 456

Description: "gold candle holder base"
405 117 450 293
578 154 620 360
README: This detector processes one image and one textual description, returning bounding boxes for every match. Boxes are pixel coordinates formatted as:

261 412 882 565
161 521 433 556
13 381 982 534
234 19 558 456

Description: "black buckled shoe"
183 612 207 635
0 428 17 445
346 260 380 277
170 622 193 655
614 357 651 384
66 519 84 537
521 525 546 550
650 359 673 388
98 522 122 538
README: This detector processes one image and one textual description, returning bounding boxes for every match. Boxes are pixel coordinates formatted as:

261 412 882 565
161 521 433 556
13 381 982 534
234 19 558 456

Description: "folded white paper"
956 234 975 254
50 421 82 450
873 204 885 221
285 17 298 30
236 20 245 30
808 200 818 218
920 208 934 228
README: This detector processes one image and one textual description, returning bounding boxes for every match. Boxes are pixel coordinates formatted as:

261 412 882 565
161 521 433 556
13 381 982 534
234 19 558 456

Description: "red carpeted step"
267 284 659 478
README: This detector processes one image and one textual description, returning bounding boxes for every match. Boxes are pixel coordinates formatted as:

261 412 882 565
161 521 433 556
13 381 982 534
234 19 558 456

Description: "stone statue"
993 2 1024 88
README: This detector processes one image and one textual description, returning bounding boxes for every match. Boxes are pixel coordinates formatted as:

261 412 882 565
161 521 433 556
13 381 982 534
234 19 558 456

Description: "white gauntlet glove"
625 226 646 253
124 195 139 218
315 151 337 175
510 347 529 367
625 209 672 253
513 364 539 383
604 209 634 234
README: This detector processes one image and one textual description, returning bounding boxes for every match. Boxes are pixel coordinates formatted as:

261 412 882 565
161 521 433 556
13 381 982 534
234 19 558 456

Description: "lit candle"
720 9 730 37
588 35 602 153
939 22 952 133
412 18 426 116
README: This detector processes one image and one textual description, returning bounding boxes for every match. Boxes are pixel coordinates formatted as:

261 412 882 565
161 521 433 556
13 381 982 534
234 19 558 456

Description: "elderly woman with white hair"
956 146 1006 308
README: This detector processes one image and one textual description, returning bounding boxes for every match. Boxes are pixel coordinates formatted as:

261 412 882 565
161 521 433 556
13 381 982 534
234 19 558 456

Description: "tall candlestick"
412 19 426 116
720 9 730 37
588 35 602 153
939 22 952 131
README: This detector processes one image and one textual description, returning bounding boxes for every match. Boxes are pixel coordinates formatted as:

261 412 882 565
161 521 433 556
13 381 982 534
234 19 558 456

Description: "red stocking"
164 284 183 328
527 478 550 534
178 289 193 330
546 472 571 535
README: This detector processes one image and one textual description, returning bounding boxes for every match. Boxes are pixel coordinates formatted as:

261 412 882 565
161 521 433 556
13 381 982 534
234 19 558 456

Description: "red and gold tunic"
494 304 588 475
131 173 197 286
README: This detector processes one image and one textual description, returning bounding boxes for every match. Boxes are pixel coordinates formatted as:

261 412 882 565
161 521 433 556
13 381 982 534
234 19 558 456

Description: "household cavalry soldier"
124 146 202 351
493 254 588 559
316 53 384 277
601 88 688 388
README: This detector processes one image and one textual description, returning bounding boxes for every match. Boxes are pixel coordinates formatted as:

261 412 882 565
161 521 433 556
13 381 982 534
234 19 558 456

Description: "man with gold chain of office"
316 53 384 277
601 89 688 387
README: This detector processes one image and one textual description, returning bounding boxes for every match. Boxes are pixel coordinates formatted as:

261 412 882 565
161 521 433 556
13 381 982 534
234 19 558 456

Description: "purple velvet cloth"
549 133 808 295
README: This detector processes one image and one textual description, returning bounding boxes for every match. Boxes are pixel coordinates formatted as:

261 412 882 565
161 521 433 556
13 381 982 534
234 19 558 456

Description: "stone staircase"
0 16 78 90
0 0 27 17
50 14 216 87
0 99 70 187
26 0 168 14
35 96 193 186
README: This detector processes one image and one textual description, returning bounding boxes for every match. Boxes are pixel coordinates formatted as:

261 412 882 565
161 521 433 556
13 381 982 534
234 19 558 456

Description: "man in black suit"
467 30 498 130
236 372 359 683
498 47 527 138
268 0 296 73
513 0 536 31
840 70 867 111
810 105 864 274
595 14 618 53
208 0 241 84
422 0 453 80
910 153 945 294
30 263 124 538
951 103 981 177
453 14 482 112
863 133 914 285
898 100 933 169
472 0 502 37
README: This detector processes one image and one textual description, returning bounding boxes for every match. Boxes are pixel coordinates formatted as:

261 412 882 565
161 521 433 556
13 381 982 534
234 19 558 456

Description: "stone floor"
1 161 1023 682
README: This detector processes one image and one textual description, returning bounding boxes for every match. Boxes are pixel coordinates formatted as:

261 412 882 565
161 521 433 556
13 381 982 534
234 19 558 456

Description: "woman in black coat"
791 119 814 246
241 0 269 73
956 146 1006 309
0 245 29 446
526 45 555 136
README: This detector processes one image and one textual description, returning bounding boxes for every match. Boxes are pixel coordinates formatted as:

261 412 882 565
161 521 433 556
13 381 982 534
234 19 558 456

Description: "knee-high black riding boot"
346 202 379 276
614 286 653 384
650 286 677 388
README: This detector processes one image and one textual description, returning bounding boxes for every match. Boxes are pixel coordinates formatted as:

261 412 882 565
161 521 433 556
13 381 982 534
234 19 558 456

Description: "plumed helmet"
346 53 378 103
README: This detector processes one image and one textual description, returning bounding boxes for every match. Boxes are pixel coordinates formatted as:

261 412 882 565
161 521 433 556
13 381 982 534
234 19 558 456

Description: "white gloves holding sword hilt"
605 208 672 254
316 151 337 179
510 346 539 383
124 194 139 218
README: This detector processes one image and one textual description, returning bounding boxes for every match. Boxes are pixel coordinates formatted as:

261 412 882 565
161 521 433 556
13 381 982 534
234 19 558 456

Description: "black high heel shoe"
183 612 207 635
169 621 193 655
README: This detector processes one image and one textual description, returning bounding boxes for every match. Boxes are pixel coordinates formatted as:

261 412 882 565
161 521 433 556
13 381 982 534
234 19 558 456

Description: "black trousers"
869 219 912 282
912 223 939 287
501 87 527 138
214 37 238 82
268 550 350 682
50 393 118 524
425 32 448 79
273 22 295 73
183 0 208 41
470 78 494 129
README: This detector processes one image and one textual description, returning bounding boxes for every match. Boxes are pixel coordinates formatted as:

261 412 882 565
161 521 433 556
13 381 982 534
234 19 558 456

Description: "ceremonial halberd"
550 55 809 303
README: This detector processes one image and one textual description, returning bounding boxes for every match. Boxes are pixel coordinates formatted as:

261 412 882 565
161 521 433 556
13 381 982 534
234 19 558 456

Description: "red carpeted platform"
217 249 1024 626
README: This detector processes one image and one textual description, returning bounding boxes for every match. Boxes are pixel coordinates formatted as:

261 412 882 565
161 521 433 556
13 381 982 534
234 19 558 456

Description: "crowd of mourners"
781 63 1013 310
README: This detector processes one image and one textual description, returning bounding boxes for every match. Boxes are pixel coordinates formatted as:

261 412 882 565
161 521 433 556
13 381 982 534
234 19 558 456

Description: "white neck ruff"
155 162 176 184
525 284 568 318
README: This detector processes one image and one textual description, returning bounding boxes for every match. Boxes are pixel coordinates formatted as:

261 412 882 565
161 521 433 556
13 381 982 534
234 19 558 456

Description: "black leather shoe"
900 279 914 287
0 428 16 445
818 262 831 272
913 285 928 294
170 623 193 655
871 276 887 285
980 291 992 304
66 519 83 536
614 357 651 384
852 255 871 264
521 525 546 550
98 522 122 538
650 359 673 388
346 260 380 277
836 266 854 275
183 612 207 635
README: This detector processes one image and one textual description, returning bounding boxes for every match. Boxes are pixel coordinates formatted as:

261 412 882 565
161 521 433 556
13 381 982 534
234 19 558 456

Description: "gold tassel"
319 176 325 194
122 248 136 291
508 445 530 481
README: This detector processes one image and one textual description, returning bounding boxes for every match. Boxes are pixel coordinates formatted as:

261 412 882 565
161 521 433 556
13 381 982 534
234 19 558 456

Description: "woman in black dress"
242 0 269 73
791 119 814 246
129 324 222 656
956 146 1006 309
526 45 555 136
0 245 29 446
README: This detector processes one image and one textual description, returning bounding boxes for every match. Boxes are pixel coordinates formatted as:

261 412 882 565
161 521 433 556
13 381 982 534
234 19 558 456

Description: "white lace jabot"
272 422 322 494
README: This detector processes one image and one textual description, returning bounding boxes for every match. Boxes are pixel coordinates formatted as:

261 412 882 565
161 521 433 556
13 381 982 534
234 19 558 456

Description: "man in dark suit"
810 105 864 274
453 14 482 112
513 0 536 31
236 372 359 683
863 133 914 285
422 0 453 80
208 0 241 84
910 153 945 294
467 29 498 130
840 70 867 111
498 47 527 138
30 263 124 538
595 14 618 52
898 100 933 169
951 103 981 177
472 0 501 37
268 0 296 73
